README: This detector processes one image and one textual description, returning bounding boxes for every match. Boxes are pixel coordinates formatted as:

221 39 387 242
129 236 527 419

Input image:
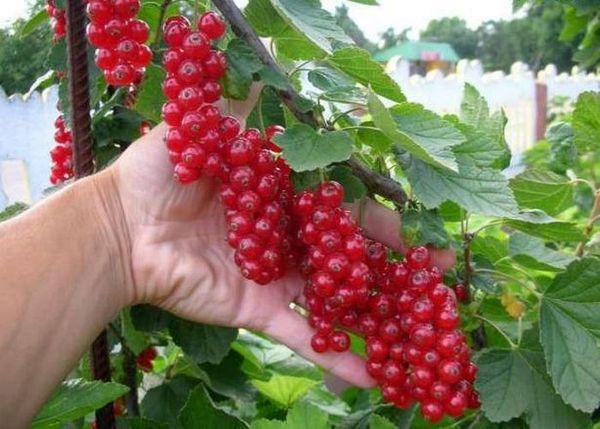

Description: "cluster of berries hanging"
362 247 480 421
294 182 371 353
160 13 300 283
49 115 74 184
161 12 227 183
151 10 480 423
44 2 74 185
86 0 152 86
45 0 66 41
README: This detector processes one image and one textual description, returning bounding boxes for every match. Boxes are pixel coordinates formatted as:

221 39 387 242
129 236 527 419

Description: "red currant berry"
406 246 431 269
182 31 210 59
316 181 344 208
329 331 350 352
198 11 226 40
421 400 444 423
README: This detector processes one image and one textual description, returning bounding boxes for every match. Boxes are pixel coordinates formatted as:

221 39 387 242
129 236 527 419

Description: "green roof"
373 41 460 63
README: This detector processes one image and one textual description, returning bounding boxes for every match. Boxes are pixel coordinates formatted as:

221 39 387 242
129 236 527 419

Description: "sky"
0 0 517 40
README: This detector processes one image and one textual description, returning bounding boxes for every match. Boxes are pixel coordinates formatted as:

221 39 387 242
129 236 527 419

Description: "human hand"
105 83 454 388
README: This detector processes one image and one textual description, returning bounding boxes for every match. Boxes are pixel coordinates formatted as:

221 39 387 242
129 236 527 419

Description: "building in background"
374 41 460 75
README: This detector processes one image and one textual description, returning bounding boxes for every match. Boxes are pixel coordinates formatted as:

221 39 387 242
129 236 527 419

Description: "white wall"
385 57 599 155
0 86 58 210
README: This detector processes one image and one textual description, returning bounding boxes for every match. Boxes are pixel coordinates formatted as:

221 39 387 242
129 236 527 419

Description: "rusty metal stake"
65 0 115 428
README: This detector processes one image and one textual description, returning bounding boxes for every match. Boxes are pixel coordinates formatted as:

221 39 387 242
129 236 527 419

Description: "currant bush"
85 0 152 86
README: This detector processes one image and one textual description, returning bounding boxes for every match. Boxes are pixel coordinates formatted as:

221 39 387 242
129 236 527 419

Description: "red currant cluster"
136 346 157 372
50 115 74 185
221 126 299 284
362 247 479 422
160 12 227 183
294 182 372 353
86 0 152 86
45 0 66 41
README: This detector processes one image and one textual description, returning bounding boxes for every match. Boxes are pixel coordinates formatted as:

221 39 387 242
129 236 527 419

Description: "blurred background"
0 0 598 209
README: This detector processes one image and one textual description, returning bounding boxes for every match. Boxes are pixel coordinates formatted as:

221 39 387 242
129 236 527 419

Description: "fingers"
349 198 406 252
262 308 376 389
218 81 265 125
347 198 456 272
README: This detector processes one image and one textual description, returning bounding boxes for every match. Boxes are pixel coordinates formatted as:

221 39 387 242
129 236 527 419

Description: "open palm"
109 84 453 388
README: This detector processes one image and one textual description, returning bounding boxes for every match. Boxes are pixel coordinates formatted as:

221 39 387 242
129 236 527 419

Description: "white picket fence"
0 60 598 210
386 58 599 155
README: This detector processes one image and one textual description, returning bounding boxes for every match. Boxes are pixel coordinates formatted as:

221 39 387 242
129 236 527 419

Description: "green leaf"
401 207 449 248
572 91 600 154
509 169 573 216
270 0 352 55
258 67 289 90
368 92 461 171
502 210 583 242
169 318 238 365
246 87 285 130
200 351 256 403
285 400 329 428
356 123 392 153
472 235 508 264
475 344 589 429
328 166 367 202
540 257 600 412
450 119 509 170
223 38 263 100
20 9 49 38
560 6 588 41
250 400 328 429
245 0 325 60
179 385 247 429
509 232 576 271
251 375 319 408
120 308 149 354
458 84 510 168
396 149 518 217
329 47 405 103
546 122 578 173
138 2 180 45
141 376 200 428
130 304 172 332
32 379 128 428
117 417 169 429
369 414 397 429
0 202 28 222
307 67 354 90
460 83 490 130
274 124 354 171
134 64 166 123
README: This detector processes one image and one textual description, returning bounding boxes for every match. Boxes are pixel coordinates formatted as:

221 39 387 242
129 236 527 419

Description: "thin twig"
346 157 408 205
152 0 173 50
576 189 600 257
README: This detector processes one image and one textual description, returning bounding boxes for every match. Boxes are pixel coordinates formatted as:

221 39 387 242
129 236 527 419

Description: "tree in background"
476 2 581 72
379 26 411 50
0 21 52 95
420 17 478 59
334 5 377 52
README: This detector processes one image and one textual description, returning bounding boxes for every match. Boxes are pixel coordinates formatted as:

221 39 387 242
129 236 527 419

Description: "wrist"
86 167 136 307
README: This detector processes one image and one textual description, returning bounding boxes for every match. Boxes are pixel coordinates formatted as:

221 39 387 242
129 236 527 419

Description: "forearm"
0 169 132 428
